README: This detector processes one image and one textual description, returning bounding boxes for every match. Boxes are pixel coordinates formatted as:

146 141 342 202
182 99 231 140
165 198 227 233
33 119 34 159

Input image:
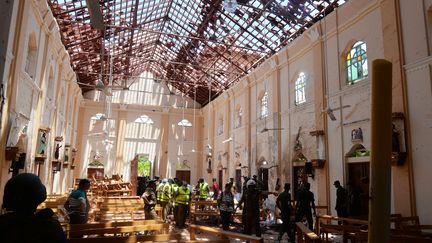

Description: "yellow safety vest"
176 187 191 205
199 182 209 199
156 182 164 201
160 183 171 202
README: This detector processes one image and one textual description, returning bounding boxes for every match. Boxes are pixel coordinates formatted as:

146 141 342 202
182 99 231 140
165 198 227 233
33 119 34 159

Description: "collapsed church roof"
48 0 346 105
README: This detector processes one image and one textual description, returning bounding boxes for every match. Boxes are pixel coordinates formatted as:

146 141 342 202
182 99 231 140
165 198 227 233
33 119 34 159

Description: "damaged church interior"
0 0 431 242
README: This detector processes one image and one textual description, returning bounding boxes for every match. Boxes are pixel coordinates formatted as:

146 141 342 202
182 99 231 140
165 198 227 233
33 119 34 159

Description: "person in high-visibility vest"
197 178 209 201
174 181 191 228
156 179 165 204
171 179 180 223
160 179 172 222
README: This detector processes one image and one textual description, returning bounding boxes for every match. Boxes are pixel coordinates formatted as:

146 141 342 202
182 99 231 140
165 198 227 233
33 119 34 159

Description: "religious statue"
37 131 47 155
54 143 62 160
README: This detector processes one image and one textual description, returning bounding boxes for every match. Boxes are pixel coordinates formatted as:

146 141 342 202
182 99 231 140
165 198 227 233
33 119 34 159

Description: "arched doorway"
345 144 370 219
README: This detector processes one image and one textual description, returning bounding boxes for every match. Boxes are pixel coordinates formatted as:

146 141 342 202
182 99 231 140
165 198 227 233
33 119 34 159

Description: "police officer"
142 179 158 219
197 178 209 201
334 180 348 220
172 179 180 224
295 182 316 230
277 183 294 242
174 181 191 228
156 178 165 204
160 179 173 222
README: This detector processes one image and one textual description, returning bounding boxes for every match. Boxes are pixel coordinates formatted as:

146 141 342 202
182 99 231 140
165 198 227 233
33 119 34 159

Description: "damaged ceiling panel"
48 0 347 105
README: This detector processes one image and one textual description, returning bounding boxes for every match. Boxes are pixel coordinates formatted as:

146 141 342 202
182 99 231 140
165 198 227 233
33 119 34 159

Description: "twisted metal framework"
48 0 346 105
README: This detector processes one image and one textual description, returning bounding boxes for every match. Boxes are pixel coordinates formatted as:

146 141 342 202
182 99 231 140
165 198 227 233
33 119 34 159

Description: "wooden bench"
296 222 321 243
95 197 162 221
69 223 169 238
189 224 263 243
315 215 368 242
67 234 182 243
189 200 219 223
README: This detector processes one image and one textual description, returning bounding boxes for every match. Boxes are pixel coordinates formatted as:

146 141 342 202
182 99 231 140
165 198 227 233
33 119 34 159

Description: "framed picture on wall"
35 128 50 158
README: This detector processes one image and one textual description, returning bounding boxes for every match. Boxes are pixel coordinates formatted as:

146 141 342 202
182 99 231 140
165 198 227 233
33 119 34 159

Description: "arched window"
217 117 224 135
178 119 192 127
260 91 269 119
91 113 106 120
235 106 242 128
135 115 154 124
346 41 368 84
295 72 306 105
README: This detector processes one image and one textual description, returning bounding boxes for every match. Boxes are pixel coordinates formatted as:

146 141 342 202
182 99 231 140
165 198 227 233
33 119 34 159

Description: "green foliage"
138 155 151 176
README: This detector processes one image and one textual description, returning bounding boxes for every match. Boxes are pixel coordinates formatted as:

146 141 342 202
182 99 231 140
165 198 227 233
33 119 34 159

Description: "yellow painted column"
158 111 169 178
368 59 392 243
114 109 127 175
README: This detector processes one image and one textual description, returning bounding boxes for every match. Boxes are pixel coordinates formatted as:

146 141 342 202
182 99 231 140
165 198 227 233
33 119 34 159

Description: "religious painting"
137 154 151 177
351 127 363 143
53 136 63 161
36 128 49 157
64 145 70 163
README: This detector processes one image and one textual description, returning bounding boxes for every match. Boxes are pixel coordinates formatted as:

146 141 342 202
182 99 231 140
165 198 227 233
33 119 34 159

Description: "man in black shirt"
295 182 316 230
277 183 294 242
334 180 348 220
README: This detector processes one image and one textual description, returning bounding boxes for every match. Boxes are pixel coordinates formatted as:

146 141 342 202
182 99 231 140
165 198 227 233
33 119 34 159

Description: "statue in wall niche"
37 131 47 155
294 126 303 152
54 143 62 160
392 123 400 153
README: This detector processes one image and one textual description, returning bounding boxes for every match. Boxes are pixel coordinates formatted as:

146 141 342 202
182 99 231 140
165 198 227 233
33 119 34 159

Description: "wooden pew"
315 215 368 242
69 223 169 238
296 222 321 243
189 200 219 223
67 234 182 243
67 220 162 235
189 224 263 243
391 216 420 230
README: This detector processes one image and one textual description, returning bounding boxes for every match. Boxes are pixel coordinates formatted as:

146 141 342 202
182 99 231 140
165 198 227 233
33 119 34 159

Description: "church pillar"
114 108 127 176
158 110 169 178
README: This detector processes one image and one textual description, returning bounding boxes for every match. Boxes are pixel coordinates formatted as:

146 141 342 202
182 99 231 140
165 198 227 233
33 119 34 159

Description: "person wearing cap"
295 182 316 230
237 178 276 237
197 178 209 201
156 178 165 204
277 183 294 242
160 179 173 221
174 181 191 228
142 179 158 219
334 180 348 220
0 173 66 243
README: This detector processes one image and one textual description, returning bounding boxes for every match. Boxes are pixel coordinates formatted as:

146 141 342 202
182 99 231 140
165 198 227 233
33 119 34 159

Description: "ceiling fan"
261 127 284 133
323 105 351 121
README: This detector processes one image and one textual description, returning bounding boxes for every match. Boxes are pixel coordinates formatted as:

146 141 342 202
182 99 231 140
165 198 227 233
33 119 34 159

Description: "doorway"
175 170 191 184
293 166 308 199
218 170 223 186
347 162 370 219
235 169 242 193
258 167 269 191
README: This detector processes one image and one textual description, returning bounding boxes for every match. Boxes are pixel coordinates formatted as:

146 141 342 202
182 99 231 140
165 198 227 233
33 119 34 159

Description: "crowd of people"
0 173 367 243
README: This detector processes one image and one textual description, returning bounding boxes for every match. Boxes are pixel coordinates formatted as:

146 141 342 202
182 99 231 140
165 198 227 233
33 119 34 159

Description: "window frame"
294 72 306 105
260 91 269 119
346 41 368 85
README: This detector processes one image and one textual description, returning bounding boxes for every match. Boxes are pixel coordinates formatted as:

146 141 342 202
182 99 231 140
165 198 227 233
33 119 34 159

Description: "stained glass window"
295 72 306 105
347 41 368 84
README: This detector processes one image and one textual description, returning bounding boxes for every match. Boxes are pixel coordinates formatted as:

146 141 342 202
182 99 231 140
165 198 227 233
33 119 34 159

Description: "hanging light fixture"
224 0 238 13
